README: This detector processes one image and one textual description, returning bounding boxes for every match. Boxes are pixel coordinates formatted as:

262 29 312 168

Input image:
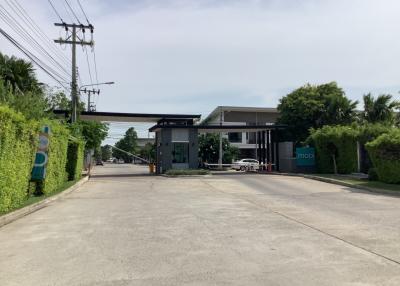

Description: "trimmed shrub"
308 125 358 174
66 139 85 181
0 106 38 212
368 168 379 181
356 123 392 173
366 130 400 184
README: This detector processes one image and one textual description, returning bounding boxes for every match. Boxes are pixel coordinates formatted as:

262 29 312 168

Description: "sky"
1 0 400 143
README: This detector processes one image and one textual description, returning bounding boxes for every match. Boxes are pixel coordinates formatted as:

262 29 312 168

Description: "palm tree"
0 52 40 92
362 93 400 124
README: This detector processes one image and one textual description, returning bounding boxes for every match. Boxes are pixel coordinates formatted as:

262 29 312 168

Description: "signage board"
296 147 315 167
31 126 51 181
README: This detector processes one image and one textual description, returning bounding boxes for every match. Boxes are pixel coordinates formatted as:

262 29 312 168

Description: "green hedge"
0 106 38 212
308 125 358 174
366 130 400 184
66 139 85 181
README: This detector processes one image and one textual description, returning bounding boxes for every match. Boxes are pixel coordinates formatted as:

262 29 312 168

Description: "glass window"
228 132 242 143
172 143 189 163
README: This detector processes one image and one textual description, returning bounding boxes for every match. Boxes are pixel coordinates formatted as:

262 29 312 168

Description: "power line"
6 0 71 69
0 4 71 78
84 46 93 87
47 0 64 23
64 0 81 24
77 0 90 25
0 27 69 90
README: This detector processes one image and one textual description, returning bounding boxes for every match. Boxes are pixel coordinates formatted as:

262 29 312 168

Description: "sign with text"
31 126 51 181
296 147 315 167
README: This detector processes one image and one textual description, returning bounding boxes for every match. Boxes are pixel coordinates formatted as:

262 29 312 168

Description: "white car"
232 159 260 171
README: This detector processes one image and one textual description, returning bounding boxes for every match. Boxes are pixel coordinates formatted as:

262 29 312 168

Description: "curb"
266 172 400 197
0 176 89 228
161 174 212 178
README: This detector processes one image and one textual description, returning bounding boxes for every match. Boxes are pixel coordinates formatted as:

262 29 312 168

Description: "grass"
165 169 210 176
0 179 81 216
312 174 400 192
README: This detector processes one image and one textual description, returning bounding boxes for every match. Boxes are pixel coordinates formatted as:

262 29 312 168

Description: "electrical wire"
0 8 71 81
6 0 71 69
76 0 90 25
47 0 64 23
64 0 81 24
0 27 69 90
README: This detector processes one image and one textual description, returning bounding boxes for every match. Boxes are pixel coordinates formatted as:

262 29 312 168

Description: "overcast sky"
1 0 400 142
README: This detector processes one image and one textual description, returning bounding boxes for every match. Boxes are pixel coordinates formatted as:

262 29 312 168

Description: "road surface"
1 164 400 285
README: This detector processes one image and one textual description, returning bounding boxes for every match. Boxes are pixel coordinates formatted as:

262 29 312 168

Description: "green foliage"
362 93 400 124
368 168 379 181
199 133 239 163
0 52 41 93
139 142 156 163
66 139 85 181
70 120 108 150
277 82 357 143
165 169 210 176
307 125 358 174
366 130 400 184
0 78 50 120
101 145 113 161
113 127 138 163
0 105 38 212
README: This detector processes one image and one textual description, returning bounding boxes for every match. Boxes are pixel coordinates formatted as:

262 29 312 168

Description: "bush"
366 130 400 184
165 169 210 176
66 139 85 181
0 106 38 212
307 125 358 174
368 168 379 181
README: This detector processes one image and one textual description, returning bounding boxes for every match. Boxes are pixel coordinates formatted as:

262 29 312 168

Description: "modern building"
202 106 280 159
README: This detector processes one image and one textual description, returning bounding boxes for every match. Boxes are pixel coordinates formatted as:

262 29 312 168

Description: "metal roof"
54 110 201 123
149 124 286 133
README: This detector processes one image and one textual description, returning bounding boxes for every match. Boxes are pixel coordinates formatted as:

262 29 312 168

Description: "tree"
101 145 113 161
199 133 239 164
0 52 41 92
139 142 156 163
362 93 400 124
46 89 85 113
70 121 109 150
113 127 139 163
277 82 357 143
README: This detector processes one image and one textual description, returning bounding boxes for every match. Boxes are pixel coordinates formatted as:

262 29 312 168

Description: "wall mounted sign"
31 126 51 181
296 147 315 167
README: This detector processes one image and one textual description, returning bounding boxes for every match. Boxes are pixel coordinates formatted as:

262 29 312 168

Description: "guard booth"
150 123 286 174
55 110 286 175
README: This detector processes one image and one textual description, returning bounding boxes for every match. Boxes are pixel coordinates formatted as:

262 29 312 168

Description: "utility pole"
54 23 94 122
218 107 223 169
81 88 99 111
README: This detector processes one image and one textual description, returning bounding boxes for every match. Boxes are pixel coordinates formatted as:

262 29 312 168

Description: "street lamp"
79 82 115 111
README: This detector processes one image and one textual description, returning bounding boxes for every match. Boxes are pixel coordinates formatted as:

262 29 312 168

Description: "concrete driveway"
1 164 400 285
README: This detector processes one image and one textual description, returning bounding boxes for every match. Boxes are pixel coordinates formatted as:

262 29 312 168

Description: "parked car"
232 159 260 171
118 159 125 164
96 159 104 166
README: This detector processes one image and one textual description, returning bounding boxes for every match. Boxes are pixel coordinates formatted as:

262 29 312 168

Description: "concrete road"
1 164 400 285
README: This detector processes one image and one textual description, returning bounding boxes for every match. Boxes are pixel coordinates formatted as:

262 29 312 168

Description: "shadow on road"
90 173 152 179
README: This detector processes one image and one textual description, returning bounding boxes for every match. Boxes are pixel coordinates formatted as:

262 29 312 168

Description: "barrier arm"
110 145 150 164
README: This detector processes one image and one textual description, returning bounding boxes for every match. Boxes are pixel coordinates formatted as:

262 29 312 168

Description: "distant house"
202 106 279 159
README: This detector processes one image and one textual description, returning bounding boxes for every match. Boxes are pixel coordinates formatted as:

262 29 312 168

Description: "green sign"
296 147 315 166
31 126 51 181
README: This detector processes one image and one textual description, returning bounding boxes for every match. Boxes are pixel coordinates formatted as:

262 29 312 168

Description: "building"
202 106 280 159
